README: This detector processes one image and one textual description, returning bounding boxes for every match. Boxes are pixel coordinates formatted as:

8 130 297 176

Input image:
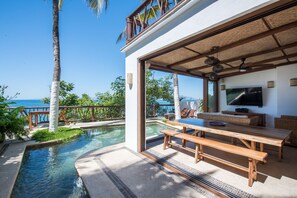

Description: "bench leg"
253 160 257 181
195 144 199 163
163 135 168 150
199 145 204 160
169 136 172 148
248 159 256 187
182 127 186 147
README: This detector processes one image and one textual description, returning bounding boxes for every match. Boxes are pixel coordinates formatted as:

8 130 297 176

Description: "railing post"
91 107 95 121
126 17 133 42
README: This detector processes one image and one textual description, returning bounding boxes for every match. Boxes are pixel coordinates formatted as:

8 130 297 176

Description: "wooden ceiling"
146 3 297 80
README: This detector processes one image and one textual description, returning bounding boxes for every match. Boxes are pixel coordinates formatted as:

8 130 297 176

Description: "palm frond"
58 0 64 10
85 0 109 15
116 27 126 44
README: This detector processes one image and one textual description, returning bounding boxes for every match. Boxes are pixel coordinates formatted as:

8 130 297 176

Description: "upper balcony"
125 0 186 43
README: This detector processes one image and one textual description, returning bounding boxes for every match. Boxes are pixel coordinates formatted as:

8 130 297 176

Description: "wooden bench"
160 130 268 187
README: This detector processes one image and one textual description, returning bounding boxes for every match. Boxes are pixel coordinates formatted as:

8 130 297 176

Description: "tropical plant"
43 80 79 106
49 0 109 132
0 85 28 142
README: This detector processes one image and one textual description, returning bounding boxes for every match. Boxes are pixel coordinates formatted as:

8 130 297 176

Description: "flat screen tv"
226 87 263 107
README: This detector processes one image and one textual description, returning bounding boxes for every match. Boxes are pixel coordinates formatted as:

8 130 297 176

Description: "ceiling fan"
204 46 223 81
204 46 275 80
237 58 274 72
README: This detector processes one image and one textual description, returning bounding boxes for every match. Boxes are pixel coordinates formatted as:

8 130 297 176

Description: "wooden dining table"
167 118 292 160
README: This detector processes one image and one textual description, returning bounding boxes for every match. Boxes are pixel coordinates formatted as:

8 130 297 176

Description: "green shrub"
0 85 28 142
32 127 83 142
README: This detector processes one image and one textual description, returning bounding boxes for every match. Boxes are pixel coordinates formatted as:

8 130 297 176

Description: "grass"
31 127 83 142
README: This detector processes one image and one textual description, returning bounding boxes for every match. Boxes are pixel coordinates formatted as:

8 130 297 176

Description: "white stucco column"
125 58 144 152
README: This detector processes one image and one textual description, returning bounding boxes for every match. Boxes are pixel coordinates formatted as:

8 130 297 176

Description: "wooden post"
29 114 33 130
34 114 38 127
126 17 133 42
91 107 95 121
138 60 146 152
214 81 219 112
203 78 208 112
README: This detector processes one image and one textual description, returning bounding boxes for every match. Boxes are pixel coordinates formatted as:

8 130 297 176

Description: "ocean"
8 99 48 107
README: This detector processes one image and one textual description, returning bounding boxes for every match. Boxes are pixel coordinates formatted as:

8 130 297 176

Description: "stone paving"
75 143 217 198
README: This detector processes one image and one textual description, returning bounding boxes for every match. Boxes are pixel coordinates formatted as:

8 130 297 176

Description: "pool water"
11 122 172 198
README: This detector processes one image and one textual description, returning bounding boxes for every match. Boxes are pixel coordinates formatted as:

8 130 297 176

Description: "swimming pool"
11 122 174 198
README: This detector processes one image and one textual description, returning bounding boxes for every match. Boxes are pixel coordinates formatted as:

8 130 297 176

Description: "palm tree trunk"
173 73 181 120
49 0 61 132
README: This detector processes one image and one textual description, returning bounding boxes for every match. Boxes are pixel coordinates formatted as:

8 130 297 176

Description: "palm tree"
49 0 109 132
172 73 181 120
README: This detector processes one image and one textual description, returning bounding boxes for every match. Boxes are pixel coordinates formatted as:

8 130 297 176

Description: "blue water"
8 99 47 107
11 123 171 198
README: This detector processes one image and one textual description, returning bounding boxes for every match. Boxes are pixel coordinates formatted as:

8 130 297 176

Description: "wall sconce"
220 84 226 91
290 78 297 86
267 81 274 88
127 73 133 89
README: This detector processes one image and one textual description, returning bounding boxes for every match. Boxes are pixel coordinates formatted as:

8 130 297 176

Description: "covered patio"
122 0 297 196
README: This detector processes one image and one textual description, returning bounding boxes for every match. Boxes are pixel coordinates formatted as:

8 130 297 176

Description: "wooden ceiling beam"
167 21 297 68
146 61 205 79
141 1 297 61
219 61 297 78
188 41 297 72
208 53 297 74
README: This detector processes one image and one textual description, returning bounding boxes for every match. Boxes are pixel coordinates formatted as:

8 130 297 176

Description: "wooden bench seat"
160 130 268 187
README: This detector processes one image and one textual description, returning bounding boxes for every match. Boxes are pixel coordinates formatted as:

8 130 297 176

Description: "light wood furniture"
197 112 259 126
160 129 267 187
222 111 266 127
275 115 297 146
167 118 291 160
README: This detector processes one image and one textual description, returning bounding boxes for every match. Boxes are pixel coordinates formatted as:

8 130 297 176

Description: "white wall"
219 64 297 127
123 0 274 152
276 65 297 116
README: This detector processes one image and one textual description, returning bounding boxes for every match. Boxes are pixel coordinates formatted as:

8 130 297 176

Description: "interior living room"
121 0 297 196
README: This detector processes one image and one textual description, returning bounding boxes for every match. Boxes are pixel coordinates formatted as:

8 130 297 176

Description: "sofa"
275 115 297 146
197 112 259 126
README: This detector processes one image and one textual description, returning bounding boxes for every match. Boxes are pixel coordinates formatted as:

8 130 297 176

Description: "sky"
0 0 203 100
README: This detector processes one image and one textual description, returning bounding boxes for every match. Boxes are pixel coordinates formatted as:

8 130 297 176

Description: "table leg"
182 127 186 147
278 146 283 161
251 141 256 150
260 143 264 152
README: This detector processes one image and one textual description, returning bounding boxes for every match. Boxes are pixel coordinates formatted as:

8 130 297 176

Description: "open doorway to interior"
144 69 203 148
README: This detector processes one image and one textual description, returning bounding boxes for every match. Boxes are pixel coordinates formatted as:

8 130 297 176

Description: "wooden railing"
126 0 185 42
9 104 175 128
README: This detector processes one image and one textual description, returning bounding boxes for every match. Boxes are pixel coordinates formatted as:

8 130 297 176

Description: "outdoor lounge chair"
187 109 196 118
181 108 190 118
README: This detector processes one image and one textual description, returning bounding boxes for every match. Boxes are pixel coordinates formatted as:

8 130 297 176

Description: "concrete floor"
146 137 297 197
76 143 217 198
0 141 35 198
